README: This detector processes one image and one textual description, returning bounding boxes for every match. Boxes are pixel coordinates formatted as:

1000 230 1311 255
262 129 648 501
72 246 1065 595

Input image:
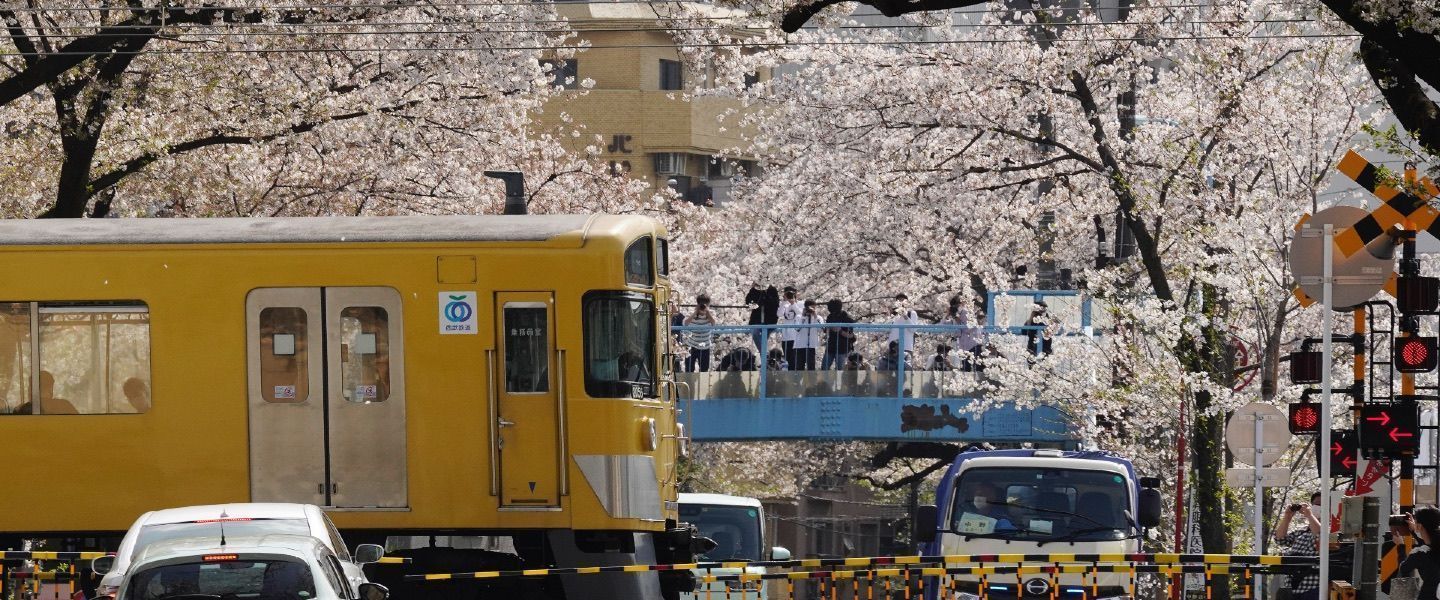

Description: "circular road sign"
1225 402 1291 467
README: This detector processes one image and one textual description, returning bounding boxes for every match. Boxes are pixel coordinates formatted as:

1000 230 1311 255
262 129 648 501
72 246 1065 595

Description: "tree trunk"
39 133 100 218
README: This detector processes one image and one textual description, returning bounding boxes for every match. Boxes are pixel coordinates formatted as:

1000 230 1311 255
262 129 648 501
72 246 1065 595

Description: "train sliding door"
492 292 563 508
247 287 407 509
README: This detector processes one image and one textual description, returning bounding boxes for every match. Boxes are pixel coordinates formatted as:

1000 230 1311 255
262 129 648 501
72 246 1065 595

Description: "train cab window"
624 237 654 287
30 303 151 415
259 307 310 404
504 305 550 393
339 307 391 403
658 238 670 278
583 293 656 398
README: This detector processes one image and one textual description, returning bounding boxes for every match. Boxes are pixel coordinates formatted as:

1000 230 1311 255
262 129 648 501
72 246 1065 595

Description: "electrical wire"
0 32 1362 55
0 1 1320 14
0 16 1343 35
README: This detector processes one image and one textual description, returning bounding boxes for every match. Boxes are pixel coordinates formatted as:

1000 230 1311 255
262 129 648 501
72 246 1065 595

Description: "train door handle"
498 417 516 428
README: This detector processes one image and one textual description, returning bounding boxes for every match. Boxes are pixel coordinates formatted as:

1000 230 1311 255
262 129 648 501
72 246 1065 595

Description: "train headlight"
643 417 658 451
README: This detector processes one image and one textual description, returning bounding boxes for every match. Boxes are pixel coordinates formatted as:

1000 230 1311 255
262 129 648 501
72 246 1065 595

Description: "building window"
743 71 760 89
541 59 579 90
659 59 683 91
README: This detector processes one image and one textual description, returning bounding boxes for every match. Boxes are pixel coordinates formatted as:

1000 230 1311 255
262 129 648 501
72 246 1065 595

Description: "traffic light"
1359 401 1421 458
1395 336 1439 373
1288 401 1321 435
1318 429 1358 478
1398 276 1440 314
1290 351 1323 384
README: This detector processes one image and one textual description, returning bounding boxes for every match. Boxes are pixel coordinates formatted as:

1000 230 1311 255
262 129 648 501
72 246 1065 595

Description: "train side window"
583 292 655 398
35 303 151 415
339 306 391 403
658 238 670 278
624 237 654 287
0 303 32 415
260 307 310 404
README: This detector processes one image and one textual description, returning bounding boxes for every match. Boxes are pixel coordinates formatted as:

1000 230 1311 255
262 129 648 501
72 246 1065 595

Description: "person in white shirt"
793 300 823 370
888 293 921 353
778 286 804 370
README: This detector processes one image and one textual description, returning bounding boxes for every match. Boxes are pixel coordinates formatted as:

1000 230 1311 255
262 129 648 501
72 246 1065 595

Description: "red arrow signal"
1391 428 1415 442
1366 412 1392 426
1333 442 1344 456
1341 456 1356 469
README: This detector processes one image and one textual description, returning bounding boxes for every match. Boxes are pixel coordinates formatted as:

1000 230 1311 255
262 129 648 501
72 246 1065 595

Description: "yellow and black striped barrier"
698 564 1313 582
375 556 412 564
0 571 82 581
0 551 108 561
404 553 1319 581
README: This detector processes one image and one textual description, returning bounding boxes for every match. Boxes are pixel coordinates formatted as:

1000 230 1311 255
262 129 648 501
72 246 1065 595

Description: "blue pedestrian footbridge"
671 290 1099 445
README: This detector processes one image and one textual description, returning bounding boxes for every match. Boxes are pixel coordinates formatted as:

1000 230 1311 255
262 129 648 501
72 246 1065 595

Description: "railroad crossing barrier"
405 553 1320 599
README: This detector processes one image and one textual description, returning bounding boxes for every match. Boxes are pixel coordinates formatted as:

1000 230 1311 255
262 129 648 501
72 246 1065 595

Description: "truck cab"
915 449 1162 600
678 493 791 600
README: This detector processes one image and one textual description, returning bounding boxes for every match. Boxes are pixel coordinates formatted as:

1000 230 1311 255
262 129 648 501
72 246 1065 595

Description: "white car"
116 534 387 600
678 493 791 600
94 504 383 599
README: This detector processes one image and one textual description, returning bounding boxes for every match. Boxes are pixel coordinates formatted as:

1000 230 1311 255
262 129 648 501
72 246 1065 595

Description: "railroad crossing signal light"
1395 337 1439 373
1399 276 1440 314
1290 351 1323 384
1288 402 1321 435
1359 402 1421 459
1318 429 1358 478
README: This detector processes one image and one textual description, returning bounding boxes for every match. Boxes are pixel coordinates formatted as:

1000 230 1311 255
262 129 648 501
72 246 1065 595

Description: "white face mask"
974 496 989 510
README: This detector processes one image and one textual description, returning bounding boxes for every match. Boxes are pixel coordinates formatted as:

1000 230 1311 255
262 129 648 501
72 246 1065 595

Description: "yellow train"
0 214 690 600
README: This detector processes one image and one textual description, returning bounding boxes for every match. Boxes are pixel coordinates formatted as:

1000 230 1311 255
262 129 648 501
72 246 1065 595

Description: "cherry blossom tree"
670 0 1383 560
0 1 673 219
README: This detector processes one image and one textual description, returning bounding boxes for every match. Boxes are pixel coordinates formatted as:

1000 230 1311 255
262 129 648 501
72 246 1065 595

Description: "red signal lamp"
1288 401 1321 435
1395 336 1439 373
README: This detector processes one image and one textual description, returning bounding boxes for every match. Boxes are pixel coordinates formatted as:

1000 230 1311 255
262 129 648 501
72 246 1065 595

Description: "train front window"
583 293 655 398
658 238 670 277
949 467 1132 542
624 237 654 287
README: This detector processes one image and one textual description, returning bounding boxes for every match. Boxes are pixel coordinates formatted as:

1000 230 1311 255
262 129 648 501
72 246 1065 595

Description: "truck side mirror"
914 504 938 543
353 544 385 565
1138 487 1163 528
91 555 116 575
771 547 791 561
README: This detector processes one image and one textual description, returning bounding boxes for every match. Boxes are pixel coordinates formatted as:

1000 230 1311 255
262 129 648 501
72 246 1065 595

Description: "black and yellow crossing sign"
1333 151 1440 257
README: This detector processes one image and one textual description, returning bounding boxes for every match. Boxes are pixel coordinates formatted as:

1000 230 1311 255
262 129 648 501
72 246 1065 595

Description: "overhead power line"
0 16 1345 38
0 32 1361 55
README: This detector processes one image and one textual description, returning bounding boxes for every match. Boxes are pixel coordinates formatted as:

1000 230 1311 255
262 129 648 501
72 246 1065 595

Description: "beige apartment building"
537 2 762 205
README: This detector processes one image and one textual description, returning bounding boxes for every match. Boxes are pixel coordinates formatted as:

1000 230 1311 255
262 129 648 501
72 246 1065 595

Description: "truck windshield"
950 467 1131 542
680 503 763 561
125 559 315 600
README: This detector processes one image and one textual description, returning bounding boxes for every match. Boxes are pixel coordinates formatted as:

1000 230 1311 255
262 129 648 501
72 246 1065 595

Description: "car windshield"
124 559 316 600
134 520 310 560
680 504 762 562
949 467 1131 543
